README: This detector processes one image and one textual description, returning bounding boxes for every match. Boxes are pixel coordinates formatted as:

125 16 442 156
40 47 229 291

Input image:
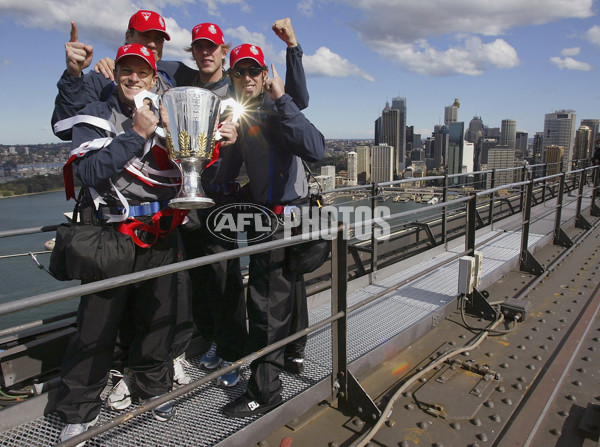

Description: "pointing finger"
271 63 279 79
69 21 78 43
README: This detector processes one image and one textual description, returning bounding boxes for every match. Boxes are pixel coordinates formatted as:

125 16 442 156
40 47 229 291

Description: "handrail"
3 163 600 447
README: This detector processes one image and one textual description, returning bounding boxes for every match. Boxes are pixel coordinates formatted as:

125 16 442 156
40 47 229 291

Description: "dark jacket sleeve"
157 60 198 87
71 104 146 189
285 44 309 111
273 93 324 163
51 70 113 140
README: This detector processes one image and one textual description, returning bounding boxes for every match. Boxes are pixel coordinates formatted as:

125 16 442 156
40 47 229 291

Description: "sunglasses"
229 66 265 78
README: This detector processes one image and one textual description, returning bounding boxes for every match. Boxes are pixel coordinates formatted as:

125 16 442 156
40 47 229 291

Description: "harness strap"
116 208 188 248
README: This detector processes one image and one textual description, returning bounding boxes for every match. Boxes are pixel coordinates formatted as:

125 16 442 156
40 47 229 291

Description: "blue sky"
1 0 599 145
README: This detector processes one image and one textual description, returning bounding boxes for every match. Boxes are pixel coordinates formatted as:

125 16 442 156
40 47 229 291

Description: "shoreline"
0 188 65 200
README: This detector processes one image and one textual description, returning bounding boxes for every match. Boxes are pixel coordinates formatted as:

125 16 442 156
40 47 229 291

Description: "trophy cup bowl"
161 87 221 209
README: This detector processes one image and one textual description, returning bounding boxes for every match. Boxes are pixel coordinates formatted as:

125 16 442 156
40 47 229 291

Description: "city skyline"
1 1 600 145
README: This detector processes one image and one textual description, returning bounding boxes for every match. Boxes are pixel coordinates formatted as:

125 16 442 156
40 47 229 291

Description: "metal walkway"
0 192 592 446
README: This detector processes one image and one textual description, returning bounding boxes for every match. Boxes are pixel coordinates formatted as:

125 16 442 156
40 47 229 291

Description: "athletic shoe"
58 415 99 447
222 393 282 418
283 355 305 374
146 397 177 422
173 355 191 386
106 369 134 411
216 361 240 388
199 342 221 370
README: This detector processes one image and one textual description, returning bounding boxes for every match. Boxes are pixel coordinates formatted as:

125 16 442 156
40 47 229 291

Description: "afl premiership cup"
161 87 221 209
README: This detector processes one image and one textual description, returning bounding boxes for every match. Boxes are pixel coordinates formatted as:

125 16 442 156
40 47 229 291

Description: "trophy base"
168 197 215 209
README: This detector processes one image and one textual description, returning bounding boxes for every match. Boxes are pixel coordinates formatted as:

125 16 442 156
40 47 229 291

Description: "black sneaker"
284 355 305 374
222 393 283 418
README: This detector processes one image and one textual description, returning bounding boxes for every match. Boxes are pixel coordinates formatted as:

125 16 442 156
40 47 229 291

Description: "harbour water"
0 190 75 331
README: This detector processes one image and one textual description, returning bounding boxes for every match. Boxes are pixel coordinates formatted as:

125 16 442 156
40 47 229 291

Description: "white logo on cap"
141 47 150 56
123 44 132 52
250 46 259 56
208 25 217 34
159 18 165 27
141 12 151 21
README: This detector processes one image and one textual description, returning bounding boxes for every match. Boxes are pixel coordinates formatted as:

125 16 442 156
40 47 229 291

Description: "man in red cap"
221 42 325 418
55 43 183 444
178 19 311 391
52 10 198 141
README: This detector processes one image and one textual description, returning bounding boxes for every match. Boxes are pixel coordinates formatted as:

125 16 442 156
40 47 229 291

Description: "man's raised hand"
65 21 93 77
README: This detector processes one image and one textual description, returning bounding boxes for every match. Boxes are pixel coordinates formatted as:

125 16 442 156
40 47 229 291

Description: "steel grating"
0 212 570 445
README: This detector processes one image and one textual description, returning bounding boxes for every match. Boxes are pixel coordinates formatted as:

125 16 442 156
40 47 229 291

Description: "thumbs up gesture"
65 21 94 77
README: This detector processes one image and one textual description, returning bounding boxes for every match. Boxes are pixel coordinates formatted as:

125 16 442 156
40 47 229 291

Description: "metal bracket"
338 371 382 422
592 201 600 217
554 227 573 248
520 250 545 276
576 214 592 230
464 288 497 321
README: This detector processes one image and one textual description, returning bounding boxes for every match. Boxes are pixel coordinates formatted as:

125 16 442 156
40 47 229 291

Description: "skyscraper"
356 145 371 183
543 110 576 171
447 122 465 183
433 125 450 170
545 145 565 175
374 98 406 176
487 146 516 187
574 125 592 164
347 151 357 186
581 119 599 147
466 116 484 144
500 119 517 149
515 131 529 160
371 144 394 183
444 98 460 126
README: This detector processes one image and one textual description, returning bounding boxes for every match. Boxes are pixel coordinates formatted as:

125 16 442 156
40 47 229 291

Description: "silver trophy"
161 87 221 209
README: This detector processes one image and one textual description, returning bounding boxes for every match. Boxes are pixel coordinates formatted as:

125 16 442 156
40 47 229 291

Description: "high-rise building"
374 98 406 175
447 122 465 182
466 116 484 144
543 110 576 171
392 97 407 173
515 131 529 160
477 138 499 170
321 165 336 178
574 125 592 164
544 145 565 175
371 144 394 183
463 141 474 173
581 119 599 147
315 174 335 192
433 125 450 170
532 132 544 164
347 151 357 186
487 145 516 187
501 119 517 149
356 145 371 183
444 98 460 126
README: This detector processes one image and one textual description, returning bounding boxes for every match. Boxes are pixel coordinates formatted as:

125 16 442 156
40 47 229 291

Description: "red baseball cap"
192 23 224 45
128 10 171 41
116 43 157 72
230 44 266 68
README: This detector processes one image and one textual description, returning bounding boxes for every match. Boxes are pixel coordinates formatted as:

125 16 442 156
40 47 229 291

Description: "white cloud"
303 47 375 81
338 0 592 76
297 0 315 17
0 0 194 61
560 47 581 56
550 56 592 71
1 59 11 66
376 36 519 76
584 25 600 46
344 0 593 41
